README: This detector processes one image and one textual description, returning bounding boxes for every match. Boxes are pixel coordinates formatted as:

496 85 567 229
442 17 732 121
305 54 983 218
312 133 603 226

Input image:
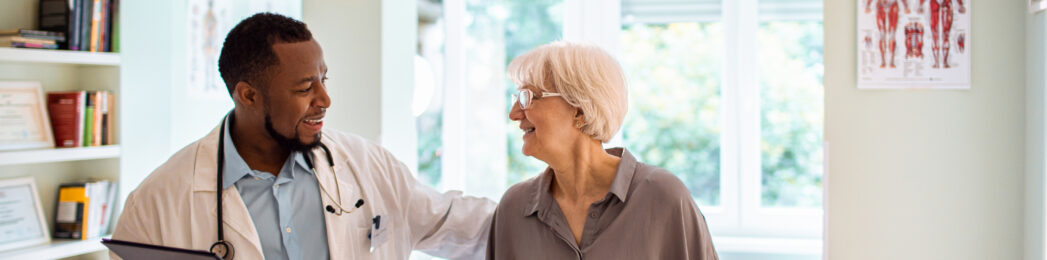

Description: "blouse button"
589 213 597 218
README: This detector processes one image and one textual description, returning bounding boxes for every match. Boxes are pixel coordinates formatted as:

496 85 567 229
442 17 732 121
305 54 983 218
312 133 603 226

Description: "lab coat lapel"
311 145 350 258
191 124 265 259
315 136 392 258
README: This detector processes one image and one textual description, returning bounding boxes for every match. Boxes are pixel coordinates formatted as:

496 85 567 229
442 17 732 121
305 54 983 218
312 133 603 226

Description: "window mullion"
718 0 744 232
440 0 467 192
734 0 763 231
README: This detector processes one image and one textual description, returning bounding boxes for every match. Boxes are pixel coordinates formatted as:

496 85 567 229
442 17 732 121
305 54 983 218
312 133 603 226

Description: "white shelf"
0 236 108 260
0 145 121 166
0 47 119 66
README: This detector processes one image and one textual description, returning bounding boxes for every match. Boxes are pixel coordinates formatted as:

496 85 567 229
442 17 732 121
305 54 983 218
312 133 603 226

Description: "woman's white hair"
507 41 627 143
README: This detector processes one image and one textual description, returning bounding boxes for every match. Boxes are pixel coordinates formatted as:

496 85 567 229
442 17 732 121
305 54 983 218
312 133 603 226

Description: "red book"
47 91 86 147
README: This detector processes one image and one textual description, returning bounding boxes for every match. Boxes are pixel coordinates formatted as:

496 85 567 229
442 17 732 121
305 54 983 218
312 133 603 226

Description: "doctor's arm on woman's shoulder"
377 148 497 260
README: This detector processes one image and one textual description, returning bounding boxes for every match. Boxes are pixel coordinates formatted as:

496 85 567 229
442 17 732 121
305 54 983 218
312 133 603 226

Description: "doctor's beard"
264 114 322 152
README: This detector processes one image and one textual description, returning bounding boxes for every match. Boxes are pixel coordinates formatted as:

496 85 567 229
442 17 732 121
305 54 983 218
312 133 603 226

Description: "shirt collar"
221 118 252 190
524 147 639 217
606 147 638 201
221 117 312 189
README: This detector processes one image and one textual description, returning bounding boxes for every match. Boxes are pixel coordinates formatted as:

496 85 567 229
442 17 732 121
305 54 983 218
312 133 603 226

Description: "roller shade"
622 0 822 23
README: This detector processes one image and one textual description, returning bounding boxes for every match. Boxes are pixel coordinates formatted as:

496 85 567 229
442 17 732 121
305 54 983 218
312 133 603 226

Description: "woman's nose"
508 102 524 121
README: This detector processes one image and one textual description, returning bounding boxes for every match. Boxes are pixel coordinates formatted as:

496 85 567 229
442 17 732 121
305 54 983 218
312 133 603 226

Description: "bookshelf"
0 47 120 66
1 1 122 259
0 145 121 166
0 235 110 260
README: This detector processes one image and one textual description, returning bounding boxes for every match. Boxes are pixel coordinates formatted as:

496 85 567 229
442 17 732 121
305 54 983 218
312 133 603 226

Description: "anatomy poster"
188 0 232 100
187 0 300 100
858 0 970 89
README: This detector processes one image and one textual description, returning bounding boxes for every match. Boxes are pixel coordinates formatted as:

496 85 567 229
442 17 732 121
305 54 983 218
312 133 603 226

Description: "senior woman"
486 41 718 259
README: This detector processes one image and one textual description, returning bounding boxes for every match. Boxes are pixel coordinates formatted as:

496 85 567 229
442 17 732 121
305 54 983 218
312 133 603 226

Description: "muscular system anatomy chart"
858 0 970 89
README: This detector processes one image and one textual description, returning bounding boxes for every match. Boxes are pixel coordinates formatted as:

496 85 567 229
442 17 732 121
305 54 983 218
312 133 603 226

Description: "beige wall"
1027 7 1046 260
825 0 1026 259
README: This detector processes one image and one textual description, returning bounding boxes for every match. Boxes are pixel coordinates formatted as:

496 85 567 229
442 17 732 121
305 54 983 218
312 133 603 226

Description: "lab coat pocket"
351 225 373 257
367 217 390 253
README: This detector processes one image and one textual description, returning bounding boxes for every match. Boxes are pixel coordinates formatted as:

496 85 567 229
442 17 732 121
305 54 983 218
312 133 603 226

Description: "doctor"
112 13 495 260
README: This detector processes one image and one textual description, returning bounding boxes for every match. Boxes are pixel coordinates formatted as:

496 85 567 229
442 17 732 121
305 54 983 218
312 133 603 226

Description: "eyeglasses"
512 89 561 109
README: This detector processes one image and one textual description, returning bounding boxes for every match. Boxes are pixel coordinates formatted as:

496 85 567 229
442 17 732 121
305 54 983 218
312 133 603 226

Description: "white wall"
119 0 179 200
119 0 301 199
1027 8 1046 260
825 0 1026 259
302 0 419 173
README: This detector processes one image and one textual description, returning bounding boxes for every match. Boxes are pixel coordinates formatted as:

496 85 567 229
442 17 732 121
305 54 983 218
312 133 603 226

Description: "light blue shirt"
222 120 330 260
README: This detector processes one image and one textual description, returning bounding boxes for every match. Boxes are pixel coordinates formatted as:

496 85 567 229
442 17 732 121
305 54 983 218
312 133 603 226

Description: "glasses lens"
519 90 532 109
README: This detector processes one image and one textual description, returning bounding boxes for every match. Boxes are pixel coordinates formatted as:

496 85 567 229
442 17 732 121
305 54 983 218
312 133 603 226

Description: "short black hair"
218 13 313 96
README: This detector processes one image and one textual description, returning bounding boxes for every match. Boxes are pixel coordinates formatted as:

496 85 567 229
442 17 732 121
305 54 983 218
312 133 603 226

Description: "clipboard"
102 238 222 260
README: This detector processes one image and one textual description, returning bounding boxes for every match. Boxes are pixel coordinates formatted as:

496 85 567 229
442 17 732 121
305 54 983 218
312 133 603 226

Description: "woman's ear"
574 108 586 129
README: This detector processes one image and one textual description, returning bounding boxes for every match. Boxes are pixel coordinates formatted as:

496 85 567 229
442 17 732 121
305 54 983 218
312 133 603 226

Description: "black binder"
102 238 222 260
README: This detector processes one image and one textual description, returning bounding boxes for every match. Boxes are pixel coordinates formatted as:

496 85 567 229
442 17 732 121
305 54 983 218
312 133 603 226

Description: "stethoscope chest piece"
211 240 234 259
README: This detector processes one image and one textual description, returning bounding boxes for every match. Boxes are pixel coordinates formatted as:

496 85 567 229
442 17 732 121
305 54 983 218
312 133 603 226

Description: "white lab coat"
112 123 496 259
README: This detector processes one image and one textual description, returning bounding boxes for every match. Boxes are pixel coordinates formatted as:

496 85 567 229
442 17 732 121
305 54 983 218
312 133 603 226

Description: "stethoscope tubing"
211 113 370 259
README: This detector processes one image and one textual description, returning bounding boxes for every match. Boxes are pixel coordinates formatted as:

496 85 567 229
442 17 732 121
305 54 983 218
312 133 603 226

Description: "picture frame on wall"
0 81 54 151
1033 0 1047 13
857 0 971 89
0 177 51 252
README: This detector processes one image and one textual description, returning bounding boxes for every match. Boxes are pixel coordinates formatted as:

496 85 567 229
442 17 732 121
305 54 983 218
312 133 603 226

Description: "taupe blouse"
486 148 719 259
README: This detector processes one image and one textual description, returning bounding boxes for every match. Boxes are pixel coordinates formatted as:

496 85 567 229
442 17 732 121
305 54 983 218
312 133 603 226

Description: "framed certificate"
0 82 54 151
0 177 50 252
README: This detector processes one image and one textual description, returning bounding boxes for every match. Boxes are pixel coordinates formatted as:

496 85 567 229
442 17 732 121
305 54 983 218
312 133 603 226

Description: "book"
54 180 116 239
92 91 103 146
99 0 110 52
19 29 67 41
47 91 86 147
0 36 58 45
0 29 66 41
89 0 101 52
82 92 94 147
38 0 117 51
38 0 76 49
53 184 87 239
10 42 60 49
105 92 114 144
110 0 119 52
99 181 117 234
78 0 91 51
71 0 83 50
84 180 107 238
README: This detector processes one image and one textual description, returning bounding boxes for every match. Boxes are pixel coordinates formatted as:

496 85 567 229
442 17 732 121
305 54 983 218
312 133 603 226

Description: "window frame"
595 0 825 241
434 0 825 250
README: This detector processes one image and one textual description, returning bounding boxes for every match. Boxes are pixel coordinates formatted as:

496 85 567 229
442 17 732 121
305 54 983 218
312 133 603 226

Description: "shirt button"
254 176 260 180
275 184 280 188
285 227 292 233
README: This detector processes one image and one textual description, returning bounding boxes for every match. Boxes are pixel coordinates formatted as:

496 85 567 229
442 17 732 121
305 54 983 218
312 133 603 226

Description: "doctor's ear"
234 81 262 106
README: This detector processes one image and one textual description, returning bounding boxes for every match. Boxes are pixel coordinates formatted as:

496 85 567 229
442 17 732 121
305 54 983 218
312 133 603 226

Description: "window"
620 0 824 242
620 22 725 207
758 20 823 208
415 0 563 201
416 0 823 254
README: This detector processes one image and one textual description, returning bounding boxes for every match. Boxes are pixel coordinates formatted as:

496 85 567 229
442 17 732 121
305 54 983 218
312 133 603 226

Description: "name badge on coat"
368 214 388 252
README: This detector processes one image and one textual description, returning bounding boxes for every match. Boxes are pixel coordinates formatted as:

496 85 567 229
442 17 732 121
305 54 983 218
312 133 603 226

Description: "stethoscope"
209 113 369 259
